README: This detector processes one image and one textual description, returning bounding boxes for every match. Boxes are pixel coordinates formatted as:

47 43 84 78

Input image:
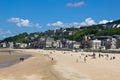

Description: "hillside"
1 32 29 43
1 19 120 43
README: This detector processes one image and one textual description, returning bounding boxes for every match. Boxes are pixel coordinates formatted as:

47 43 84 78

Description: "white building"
3 43 7 48
116 24 120 28
53 40 62 48
20 43 27 48
90 39 101 50
45 38 54 48
0 43 7 48
9 42 14 48
111 38 117 49
73 43 80 49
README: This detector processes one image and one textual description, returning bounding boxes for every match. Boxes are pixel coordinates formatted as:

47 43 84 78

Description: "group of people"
105 54 116 60
8 50 25 62
20 57 25 62
47 50 116 63
83 52 116 63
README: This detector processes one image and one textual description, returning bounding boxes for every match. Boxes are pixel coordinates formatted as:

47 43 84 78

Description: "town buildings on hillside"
1 29 120 51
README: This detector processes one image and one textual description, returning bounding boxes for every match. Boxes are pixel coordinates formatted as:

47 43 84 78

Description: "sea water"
0 55 32 67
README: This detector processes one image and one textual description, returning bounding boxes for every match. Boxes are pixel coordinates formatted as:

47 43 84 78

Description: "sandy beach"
47 50 120 80
0 49 65 80
0 49 120 80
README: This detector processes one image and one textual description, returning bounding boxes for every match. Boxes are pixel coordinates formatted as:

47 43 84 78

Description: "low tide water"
0 55 32 68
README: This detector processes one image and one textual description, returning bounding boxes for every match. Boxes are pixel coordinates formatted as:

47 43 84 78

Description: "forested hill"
1 19 120 43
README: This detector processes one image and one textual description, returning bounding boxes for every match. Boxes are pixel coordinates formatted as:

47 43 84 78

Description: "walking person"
93 52 96 59
98 54 101 58
20 57 24 62
84 55 87 63
51 57 54 61
106 54 109 60
76 59 78 63
9 51 11 55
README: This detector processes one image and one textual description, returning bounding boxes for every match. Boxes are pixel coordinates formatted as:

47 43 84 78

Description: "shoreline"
0 49 32 68
0 49 66 80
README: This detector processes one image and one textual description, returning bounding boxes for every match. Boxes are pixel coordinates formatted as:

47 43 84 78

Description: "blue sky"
0 0 120 40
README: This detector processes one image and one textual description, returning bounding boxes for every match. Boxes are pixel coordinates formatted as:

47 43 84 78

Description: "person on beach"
113 56 115 60
98 54 101 58
106 54 109 58
110 57 113 60
20 57 24 62
50 52 52 54
63 52 66 54
84 55 87 63
76 59 78 63
9 51 11 55
79 56 81 58
106 54 109 60
51 57 54 61
93 52 96 59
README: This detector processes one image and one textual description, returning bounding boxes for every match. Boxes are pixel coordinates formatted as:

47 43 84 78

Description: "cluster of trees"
53 25 104 41
95 27 120 36
1 32 29 43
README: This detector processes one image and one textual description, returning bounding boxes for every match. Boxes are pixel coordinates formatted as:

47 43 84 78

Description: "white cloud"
66 1 85 7
85 18 96 25
0 29 12 40
79 22 87 26
6 30 11 34
17 19 30 27
47 21 64 27
47 18 96 28
8 18 20 22
66 18 96 28
0 29 11 35
47 18 114 29
2 35 7 38
99 20 113 24
8 17 41 28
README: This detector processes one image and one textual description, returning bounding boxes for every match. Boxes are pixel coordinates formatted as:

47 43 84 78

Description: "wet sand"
0 49 31 67
0 49 65 80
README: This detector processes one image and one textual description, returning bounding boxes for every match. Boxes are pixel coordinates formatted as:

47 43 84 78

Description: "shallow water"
0 55 32 67
0 62 13 67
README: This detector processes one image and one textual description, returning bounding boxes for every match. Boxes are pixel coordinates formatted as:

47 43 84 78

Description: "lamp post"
72 27 74 50
62 28 66 48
